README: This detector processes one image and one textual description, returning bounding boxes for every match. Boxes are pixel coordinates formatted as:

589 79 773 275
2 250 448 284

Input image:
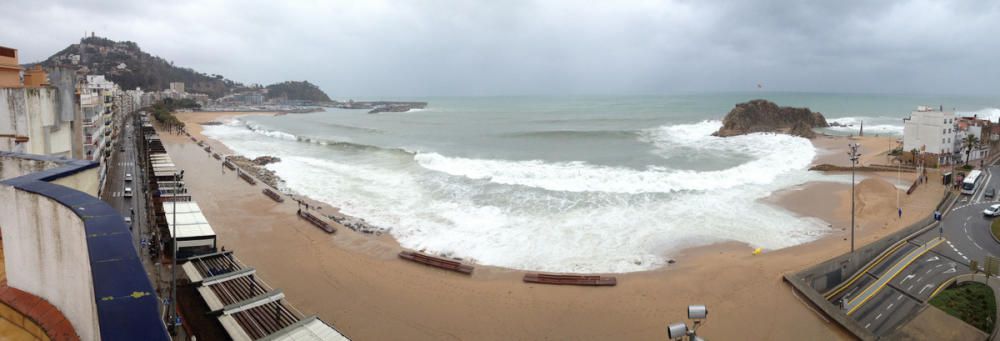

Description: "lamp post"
848 143 861 253
168 170 184 334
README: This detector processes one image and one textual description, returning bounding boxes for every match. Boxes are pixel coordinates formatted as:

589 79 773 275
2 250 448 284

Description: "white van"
124 186 133 198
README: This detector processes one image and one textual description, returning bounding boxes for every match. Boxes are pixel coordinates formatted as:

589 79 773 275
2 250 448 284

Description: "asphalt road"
835 161 1000 337
99 112 159 291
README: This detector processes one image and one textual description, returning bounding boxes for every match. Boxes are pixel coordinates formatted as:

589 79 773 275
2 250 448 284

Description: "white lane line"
865 323 872 329
973 241 985 251
897 294 904 301
887 303 894 310
876 313 883 320
926 269 934 274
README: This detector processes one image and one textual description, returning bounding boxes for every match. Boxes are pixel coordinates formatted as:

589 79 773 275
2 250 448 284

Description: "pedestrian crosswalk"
118 161 135 167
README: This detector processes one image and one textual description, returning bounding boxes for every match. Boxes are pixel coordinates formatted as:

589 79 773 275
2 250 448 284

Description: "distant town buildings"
903 105 992 165
169 81 184 93
141 82 209 107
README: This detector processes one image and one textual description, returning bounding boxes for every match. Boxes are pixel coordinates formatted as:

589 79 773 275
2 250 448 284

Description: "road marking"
919 284 934 294
875 313 883 320
901 274 916 284
846 237 945 315
908 284 914 291
865 323 871 329
925 269 933 274
886 303 894 310
897 294 903 301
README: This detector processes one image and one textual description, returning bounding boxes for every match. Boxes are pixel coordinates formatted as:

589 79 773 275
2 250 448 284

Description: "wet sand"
161 113 945 340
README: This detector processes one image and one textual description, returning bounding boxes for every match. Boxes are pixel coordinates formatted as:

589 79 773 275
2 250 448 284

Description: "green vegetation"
148 98 200 132
265 81 331 102
963 133 982 165
963 164 975 171
40 36 242 98
930 282 996 333
992 219 1000 242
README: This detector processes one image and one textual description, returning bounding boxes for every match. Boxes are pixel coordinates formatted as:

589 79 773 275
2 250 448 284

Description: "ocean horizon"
202 93 1000 273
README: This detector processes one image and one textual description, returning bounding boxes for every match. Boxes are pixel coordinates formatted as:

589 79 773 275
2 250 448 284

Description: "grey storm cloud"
2 0 998 97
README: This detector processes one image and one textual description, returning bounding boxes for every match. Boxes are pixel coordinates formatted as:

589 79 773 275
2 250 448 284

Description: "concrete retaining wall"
785 191 956 340
0 185 99 340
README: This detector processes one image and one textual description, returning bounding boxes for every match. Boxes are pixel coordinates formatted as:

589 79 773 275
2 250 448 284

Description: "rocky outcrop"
714 99 828 138
227 155 283 188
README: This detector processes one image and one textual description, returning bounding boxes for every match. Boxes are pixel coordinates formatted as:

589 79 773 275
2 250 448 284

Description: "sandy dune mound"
854 178 898 218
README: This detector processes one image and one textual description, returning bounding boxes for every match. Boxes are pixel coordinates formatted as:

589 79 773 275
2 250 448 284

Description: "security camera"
688 305 708 320
667 322 687 340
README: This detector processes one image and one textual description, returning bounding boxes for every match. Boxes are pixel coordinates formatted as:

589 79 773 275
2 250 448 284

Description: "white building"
903 106 957 164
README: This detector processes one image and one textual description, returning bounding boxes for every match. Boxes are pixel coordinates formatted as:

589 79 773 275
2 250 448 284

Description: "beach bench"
212 153 221 160
398 251 474 274
262 188 284 203
204 146 211 152
238 171 257 185
523 273 617 286
297 210 336 233
223 161 236 170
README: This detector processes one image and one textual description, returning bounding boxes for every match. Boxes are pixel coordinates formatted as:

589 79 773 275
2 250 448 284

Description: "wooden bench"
298 210 335 233
398 251 474 274
223 161 236 170
212 153 221 160
523 273 617 286
238 172 257 185
262 188 284 202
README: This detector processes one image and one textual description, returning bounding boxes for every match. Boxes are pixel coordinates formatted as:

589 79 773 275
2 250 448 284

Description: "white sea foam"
959 107 1000 122
203 119 837 273
825 116 904 135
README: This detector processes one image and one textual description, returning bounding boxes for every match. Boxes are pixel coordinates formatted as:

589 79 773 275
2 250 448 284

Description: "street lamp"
168 170 184 334
848 143 861 253
667 305 708 340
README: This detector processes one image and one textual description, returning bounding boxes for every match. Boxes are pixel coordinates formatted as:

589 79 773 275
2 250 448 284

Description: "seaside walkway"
844 237 945 315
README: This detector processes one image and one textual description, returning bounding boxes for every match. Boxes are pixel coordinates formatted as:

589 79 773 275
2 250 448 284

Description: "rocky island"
714 99 829 138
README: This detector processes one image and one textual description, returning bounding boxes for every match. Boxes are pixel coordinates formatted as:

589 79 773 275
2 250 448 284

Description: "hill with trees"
265 81 332 102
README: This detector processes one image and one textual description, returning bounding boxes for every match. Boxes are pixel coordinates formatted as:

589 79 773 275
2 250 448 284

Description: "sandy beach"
160 112 946 340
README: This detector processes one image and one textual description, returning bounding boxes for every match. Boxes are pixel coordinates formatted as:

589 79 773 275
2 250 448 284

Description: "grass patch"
930 282 996 333
993 219 1000 242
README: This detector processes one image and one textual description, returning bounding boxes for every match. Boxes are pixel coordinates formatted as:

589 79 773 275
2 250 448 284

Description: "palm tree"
910 148 920 166
963 133 981 165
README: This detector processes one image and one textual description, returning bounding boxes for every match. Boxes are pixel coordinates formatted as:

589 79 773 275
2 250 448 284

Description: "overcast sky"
2 0 999 97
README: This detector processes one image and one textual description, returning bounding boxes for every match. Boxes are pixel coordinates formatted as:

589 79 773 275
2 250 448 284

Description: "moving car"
125 173 133 182
987 188 996 199
984 204 1000 217
124 186 133 198
124 216 132 225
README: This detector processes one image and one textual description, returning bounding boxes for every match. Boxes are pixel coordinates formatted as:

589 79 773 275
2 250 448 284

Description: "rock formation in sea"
713 99 829 138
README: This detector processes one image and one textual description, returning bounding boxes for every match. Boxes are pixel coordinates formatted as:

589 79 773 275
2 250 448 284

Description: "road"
829 161 1000 337
99 111 163 308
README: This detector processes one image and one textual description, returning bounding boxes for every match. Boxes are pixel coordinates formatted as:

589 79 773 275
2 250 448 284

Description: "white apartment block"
903 106 957 164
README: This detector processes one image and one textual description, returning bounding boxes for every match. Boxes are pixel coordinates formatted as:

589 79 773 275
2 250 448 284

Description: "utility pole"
849 143 861 253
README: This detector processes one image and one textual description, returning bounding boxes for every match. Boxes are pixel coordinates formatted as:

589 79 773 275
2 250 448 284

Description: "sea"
202 92 1000 273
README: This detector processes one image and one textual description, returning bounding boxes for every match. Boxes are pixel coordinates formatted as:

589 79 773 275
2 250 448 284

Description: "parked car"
984 204 1000 217
124 216 132 225
125 173 133 182
987 188 996 199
